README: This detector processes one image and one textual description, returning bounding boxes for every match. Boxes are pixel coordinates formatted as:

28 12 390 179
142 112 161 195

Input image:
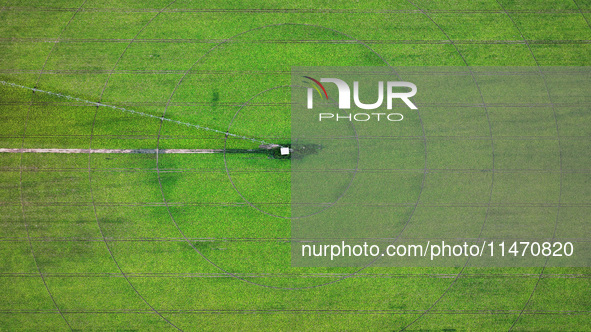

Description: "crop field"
0 0 590 331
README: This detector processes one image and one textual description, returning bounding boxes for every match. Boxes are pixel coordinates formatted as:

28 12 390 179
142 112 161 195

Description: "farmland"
0 0 590 330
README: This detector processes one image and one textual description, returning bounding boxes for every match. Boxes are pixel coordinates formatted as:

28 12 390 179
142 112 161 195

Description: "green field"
1 0 591 331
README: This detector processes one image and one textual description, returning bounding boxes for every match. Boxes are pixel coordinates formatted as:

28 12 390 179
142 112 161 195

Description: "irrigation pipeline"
0 80 276 147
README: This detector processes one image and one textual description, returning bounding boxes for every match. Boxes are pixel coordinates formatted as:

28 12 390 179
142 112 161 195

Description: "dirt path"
0 148 228 154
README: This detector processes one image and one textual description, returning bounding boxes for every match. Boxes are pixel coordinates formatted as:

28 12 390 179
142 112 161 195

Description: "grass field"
1 0 590 331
